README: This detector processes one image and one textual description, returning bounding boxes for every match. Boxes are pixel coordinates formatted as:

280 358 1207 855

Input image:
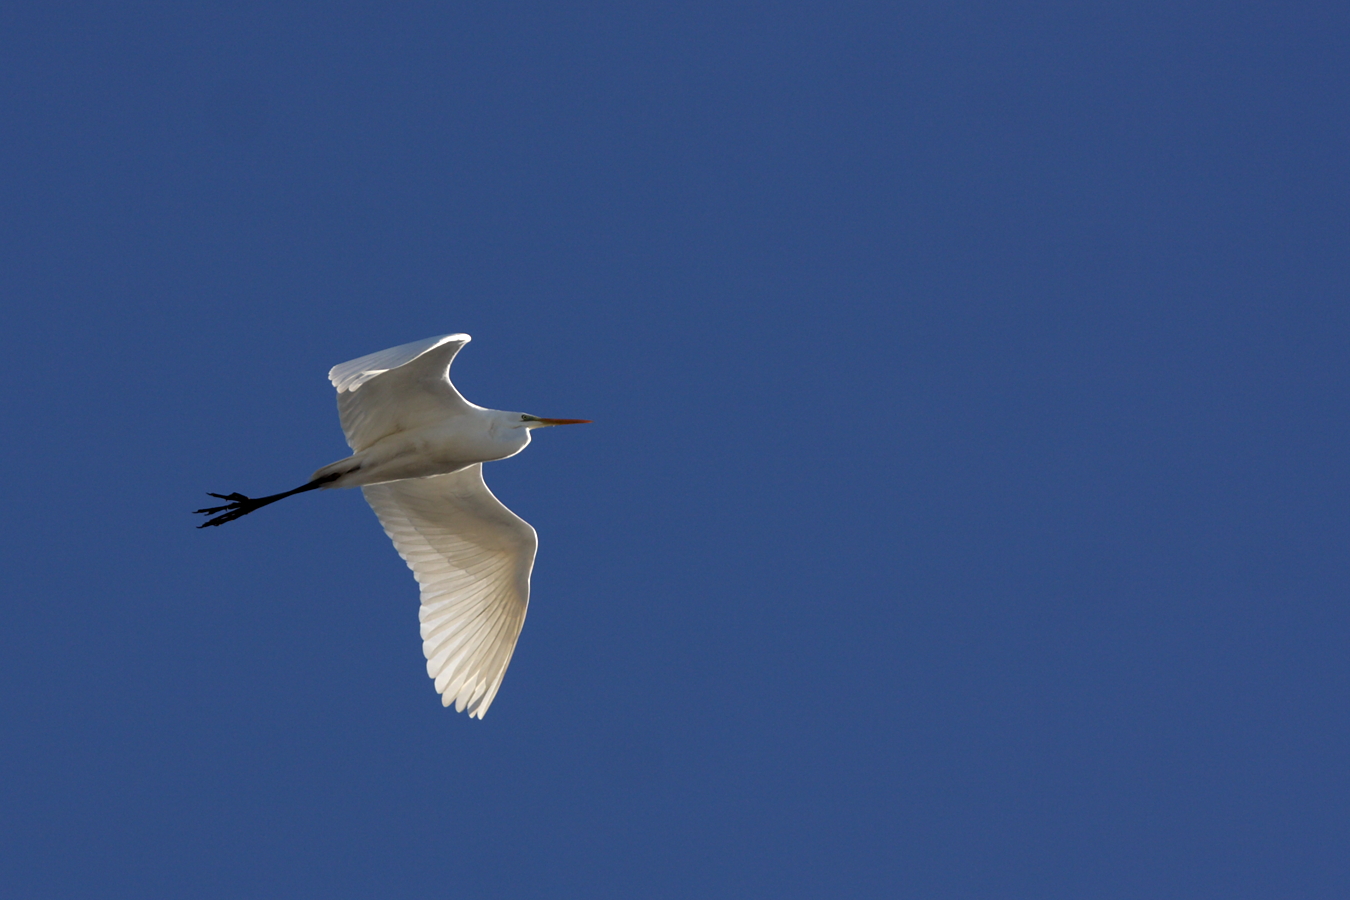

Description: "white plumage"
197 333 590 719
362 464 534 718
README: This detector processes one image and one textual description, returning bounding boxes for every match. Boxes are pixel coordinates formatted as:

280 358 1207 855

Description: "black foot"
194 474 340 529
195 492 267 528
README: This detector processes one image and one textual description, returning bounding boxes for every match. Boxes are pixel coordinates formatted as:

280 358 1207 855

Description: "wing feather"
362 464 536 718
329 334 476 452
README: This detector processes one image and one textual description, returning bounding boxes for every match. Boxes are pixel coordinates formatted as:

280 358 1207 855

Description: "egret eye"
520 415 530 421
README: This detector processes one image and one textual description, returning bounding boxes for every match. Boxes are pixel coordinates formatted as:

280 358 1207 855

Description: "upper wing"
362 464 536 718
329 334 476 452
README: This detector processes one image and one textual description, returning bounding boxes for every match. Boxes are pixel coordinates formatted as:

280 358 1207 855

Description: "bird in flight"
195 334 590 718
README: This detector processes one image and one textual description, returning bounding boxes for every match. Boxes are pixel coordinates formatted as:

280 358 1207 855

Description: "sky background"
2 2 1348 898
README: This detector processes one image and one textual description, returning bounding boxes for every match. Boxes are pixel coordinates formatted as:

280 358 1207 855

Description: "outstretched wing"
328 333 476 452
361 464 536 718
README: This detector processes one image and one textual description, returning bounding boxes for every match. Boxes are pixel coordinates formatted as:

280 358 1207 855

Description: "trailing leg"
195 472 341 528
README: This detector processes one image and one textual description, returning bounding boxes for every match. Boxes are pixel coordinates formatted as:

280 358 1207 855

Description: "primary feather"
362 464 535 718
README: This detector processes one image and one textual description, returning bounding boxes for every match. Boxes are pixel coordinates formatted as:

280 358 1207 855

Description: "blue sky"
2 2 1347 897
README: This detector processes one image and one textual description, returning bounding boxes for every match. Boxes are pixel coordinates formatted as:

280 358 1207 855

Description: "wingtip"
328 333 473 393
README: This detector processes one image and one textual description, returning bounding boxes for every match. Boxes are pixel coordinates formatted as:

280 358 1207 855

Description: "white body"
316 334 576 718
315 334 535 488
317 409 533 487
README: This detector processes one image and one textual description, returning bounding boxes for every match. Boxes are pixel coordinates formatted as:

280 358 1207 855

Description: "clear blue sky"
2 3 1347 897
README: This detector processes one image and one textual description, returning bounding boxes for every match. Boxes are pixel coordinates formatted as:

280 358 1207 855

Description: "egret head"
515 413 592 430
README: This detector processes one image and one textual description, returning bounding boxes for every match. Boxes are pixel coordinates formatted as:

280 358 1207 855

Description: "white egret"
196 334 590 718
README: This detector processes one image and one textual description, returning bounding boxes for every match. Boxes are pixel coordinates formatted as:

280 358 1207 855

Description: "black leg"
195 473 341 528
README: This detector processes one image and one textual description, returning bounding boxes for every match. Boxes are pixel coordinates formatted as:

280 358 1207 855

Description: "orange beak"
536 418 592 426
